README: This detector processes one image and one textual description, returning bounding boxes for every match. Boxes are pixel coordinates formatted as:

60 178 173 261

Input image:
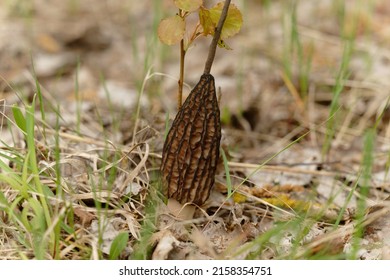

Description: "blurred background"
1 0 389 150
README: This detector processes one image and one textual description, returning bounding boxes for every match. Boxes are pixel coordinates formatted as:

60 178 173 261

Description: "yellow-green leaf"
158 15 185 45
174 0 202 12
208 2 243 39
199 7 215 36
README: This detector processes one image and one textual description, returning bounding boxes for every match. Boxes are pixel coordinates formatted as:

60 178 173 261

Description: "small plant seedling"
159 0 242 206
158 0 243 109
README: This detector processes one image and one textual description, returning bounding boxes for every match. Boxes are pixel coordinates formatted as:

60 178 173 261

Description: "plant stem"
203 0 231 75
178 38 185 109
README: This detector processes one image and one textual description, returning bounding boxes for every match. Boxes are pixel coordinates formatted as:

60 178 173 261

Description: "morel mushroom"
160 74 221 205
160 0 231 206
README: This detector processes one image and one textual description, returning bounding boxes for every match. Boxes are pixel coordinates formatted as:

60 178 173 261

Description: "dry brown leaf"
73 207 95 226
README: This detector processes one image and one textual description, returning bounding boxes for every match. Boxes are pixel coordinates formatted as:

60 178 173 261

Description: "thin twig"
178 38 185 109
177 8 186 110
203 0 231 75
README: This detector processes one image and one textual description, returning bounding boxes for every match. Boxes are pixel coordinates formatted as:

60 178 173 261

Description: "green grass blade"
12 105 27 134
30 56 46 137
109 232 129 260
322 41 352 158
349 128 375 259
220 148 232 197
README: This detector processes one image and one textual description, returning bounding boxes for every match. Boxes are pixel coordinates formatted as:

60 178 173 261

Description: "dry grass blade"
160 74 221 205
